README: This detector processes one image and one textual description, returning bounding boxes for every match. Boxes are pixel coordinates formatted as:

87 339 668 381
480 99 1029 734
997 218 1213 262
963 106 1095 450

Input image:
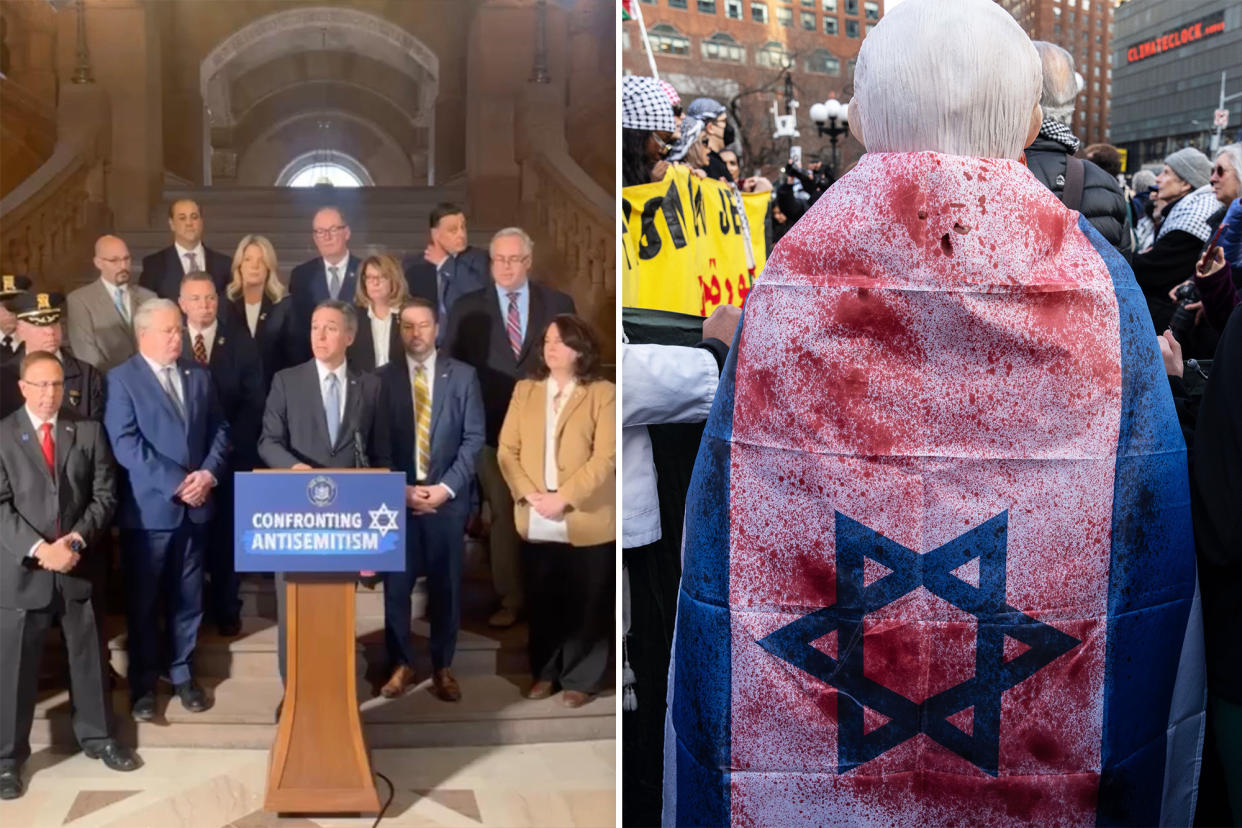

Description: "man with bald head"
288 206 362 362
139 199 232 300
66 236 157 372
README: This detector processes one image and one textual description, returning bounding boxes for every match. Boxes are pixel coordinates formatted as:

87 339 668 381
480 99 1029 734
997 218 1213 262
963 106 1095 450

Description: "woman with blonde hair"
348 252 408 372
498 314 615 708
226 233 293 392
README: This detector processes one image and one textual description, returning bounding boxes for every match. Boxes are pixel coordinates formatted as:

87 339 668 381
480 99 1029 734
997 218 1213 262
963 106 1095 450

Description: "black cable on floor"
371 770 395 827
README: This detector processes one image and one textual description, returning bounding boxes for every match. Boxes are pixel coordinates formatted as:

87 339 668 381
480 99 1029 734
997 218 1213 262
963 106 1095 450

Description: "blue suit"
404 247 490 344
288 254 362 363
376 352 485 671
104 355 230 697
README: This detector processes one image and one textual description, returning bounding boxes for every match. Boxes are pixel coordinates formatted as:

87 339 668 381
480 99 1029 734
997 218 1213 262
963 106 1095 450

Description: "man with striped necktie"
445 228 575 630
375 297 484 701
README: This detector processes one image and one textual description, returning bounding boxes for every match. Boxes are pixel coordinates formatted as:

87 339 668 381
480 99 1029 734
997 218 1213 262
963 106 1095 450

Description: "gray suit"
0 409 117 768
257 359 388 681
65 279 156 373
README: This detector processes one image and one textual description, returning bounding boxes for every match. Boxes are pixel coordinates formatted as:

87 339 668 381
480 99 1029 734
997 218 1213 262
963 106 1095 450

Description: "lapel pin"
259 313 267 321
20 433 28 441
219 336 226 345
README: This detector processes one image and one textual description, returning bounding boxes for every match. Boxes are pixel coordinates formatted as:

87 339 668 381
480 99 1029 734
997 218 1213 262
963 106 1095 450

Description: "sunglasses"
651 132 673 156
1213 165 1235 178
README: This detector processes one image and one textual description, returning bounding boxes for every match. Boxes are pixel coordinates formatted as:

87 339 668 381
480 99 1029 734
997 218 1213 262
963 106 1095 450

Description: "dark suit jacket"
103 355 231 530
183 320 264 471
0 350 104 422
404 246 490 319
346 309 403 373
288 254 362 363
140 244 232 300
446 281 576 445
258 359 387 470
376 353 485 516
0 409 117 609
224 294 297 394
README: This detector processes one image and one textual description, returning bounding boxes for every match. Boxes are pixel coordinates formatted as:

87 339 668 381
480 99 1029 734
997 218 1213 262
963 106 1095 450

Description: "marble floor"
0 740 616 827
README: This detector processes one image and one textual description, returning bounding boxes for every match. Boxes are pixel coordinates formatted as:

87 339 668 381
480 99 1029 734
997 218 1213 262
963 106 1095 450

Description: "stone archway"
198 6 438 185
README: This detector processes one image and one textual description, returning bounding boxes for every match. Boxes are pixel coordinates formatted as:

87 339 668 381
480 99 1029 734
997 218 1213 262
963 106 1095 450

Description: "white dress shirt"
244 301 262 336
175 242 206 274
187 320 218 363
100 278 130 316
369 308 394 369
25 407 59 558
545 377 576 491
315 359 349 420
323 253 351 298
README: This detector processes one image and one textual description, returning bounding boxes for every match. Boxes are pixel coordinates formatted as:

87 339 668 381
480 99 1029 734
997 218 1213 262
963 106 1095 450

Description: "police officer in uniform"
0 292 104 422
0 275 32 367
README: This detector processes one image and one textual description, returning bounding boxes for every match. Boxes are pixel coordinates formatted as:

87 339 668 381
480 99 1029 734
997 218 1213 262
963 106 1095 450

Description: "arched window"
276 150 373 187
805 48 841 76
648 24 690 57
701 32 746 64
756 42 794 69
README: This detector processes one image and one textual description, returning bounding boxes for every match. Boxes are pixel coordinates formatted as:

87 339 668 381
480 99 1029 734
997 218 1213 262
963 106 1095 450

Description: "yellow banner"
622 165 769 317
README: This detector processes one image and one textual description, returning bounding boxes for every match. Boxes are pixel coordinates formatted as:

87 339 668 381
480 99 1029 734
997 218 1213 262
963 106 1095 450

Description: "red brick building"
622 0 881 177
995 0 1116 146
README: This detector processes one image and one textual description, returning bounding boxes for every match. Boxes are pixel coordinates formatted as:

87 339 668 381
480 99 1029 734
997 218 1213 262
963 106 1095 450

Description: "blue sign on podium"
233 470 407 572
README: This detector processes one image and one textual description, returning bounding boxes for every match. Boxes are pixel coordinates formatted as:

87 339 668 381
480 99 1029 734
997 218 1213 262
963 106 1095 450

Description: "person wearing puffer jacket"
1024 42 1132 259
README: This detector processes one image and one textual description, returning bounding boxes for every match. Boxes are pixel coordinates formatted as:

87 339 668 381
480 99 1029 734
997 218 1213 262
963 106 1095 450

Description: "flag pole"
631 2 660 81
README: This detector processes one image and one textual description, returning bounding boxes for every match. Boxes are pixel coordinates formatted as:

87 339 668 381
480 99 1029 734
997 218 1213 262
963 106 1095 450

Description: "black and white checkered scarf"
1158 185 1220 244
1038 118 1081 154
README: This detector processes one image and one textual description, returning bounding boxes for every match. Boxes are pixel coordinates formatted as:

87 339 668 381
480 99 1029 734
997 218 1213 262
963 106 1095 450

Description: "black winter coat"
1025 136 1132 258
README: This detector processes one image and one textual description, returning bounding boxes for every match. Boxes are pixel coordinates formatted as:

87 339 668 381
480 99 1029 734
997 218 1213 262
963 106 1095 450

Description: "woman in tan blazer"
498 313 615 708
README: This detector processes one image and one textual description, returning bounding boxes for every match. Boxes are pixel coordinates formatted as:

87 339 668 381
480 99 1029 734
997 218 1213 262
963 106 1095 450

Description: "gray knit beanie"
1164 147 1212 190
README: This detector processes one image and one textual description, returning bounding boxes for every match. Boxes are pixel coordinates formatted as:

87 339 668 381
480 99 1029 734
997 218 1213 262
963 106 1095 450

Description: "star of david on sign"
368 503 399 537
758 511 1080 777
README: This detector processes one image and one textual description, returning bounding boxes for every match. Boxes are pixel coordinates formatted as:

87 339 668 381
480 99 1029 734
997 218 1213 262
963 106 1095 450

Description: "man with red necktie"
445 228 575 630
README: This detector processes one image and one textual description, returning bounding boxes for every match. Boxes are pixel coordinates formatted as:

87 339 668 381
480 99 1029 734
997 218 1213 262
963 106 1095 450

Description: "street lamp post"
809 97 850 179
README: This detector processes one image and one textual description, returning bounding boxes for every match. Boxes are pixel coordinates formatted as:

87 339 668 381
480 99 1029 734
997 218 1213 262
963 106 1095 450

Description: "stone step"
29 674 614 750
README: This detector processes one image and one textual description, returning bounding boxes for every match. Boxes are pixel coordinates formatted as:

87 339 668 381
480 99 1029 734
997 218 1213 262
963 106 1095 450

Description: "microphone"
353 431 365 469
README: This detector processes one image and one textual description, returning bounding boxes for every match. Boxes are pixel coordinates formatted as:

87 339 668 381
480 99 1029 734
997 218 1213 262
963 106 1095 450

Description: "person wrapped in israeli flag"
662 0 1205 824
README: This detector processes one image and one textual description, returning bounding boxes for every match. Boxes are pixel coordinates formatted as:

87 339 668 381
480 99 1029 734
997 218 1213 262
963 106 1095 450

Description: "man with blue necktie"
403 203 489 344
104 298 229 721
65 236 156 373
288 207 362 363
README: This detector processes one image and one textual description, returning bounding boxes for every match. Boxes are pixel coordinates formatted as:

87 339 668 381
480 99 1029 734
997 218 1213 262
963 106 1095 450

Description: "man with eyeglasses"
66 235 156 373
289 206 362 363
0 351 141 801
0 292 104 422
373 297 484 701
445 227 575 629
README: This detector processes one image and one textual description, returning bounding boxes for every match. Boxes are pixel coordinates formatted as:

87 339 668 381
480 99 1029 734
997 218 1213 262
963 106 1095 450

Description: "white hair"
133 297 179 334
1034 41 1081 125
489 227 535 257
853 0 1041 159
1218 143 1242 179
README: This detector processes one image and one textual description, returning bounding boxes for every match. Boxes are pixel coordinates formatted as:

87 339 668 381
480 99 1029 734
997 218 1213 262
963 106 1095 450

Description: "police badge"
307 474 337 508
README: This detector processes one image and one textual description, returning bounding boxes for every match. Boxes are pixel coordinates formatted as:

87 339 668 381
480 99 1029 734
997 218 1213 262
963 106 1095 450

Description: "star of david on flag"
758 511 1080 777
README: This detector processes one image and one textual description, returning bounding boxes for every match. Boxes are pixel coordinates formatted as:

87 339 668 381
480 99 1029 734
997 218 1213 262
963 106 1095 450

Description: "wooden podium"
235 469 406 816
264 575 380 814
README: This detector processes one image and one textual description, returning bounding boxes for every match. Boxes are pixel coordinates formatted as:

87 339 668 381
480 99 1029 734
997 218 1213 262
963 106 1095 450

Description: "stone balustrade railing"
520 149 615 357
0 83 111 289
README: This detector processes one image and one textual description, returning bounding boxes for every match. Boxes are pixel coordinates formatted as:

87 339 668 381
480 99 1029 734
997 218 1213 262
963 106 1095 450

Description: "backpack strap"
1063 155 1086 212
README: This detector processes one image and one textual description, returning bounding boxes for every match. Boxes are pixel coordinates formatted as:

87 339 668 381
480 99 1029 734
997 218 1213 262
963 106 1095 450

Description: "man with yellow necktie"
374 297 484 702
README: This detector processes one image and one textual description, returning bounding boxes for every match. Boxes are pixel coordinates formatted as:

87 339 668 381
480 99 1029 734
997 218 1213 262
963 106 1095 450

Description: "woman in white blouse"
225 234 293 393
348 253 408 372
498 314 616 708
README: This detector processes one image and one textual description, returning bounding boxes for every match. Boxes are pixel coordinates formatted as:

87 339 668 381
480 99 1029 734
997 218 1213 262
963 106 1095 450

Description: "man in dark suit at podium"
446 227 575 629
0 292 104 422
105 299 230 721
403 203 489 343
375 298 484 702
288 207 362 363
179 272 264 636
258 299 387 684
0 352 141 800
139 200 232 300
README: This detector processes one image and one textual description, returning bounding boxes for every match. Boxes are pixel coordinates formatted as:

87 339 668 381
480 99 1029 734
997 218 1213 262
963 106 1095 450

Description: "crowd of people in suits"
0 199 616 801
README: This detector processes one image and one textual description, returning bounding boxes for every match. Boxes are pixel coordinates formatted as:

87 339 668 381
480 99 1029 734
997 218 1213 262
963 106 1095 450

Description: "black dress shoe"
131 693 156 722
0 768 22 800
174 680 212 713
217 616 242 637
83 740 142 772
